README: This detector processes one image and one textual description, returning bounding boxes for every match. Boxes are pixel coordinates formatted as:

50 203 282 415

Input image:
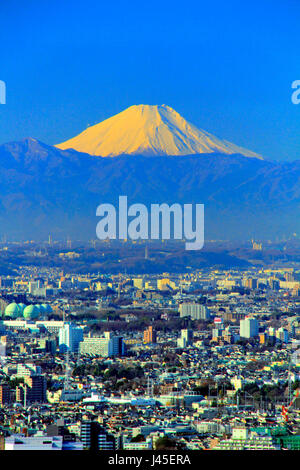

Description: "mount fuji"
56 104 262 159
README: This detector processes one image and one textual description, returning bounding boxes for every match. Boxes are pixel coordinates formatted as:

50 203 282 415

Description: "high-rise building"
16 374 47 404
79 332 125 357
276 327 289 343
143 326 157 344
240 317 259 338
177 329 193 348
39 337 57 354
0 383 11 405
179 303 210 320
81 420 115 450
59 322 83 353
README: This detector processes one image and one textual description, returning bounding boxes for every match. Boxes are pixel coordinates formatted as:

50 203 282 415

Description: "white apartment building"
58 322 83 353
79 332 125 357
239 317 259 338
179 303 210 320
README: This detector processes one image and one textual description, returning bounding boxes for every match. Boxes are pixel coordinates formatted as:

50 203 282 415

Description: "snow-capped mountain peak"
56 104 262 159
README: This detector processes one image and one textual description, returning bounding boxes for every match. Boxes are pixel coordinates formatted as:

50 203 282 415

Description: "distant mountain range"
0 137 299 241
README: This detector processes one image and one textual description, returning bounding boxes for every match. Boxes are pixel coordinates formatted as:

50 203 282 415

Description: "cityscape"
0 238 299 451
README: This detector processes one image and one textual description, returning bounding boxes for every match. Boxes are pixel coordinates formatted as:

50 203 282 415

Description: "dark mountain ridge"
0 138 299 240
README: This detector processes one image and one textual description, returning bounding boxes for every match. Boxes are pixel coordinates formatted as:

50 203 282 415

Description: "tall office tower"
16 374 47 404
0 383 11 405
177 329 193 348
239 317 259 338
103 331 125 356
143 326 157 344
81 420 115 450
59 322 83 353
276 327 289 343
179 303 210 320
39 338 57 354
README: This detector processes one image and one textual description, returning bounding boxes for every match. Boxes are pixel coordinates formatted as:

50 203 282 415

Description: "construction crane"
281 390 299 423
282 349 300 422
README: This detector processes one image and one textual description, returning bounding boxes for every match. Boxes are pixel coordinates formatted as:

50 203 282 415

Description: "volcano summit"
56 104 262 159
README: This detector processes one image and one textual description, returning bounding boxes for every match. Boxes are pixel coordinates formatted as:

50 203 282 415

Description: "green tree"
155 436 177 450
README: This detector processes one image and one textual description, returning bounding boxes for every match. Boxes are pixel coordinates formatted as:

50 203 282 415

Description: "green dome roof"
5 303 20 318
23 304 39 319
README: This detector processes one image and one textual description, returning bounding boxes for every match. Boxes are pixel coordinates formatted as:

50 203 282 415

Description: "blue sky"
0 0 300 160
